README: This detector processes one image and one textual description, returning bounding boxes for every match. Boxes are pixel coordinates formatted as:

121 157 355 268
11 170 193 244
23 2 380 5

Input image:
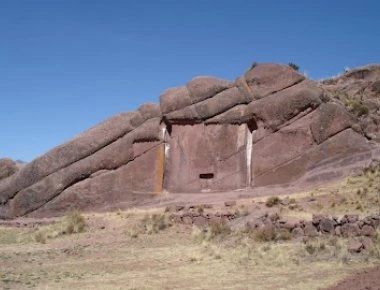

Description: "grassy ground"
0 167 379 290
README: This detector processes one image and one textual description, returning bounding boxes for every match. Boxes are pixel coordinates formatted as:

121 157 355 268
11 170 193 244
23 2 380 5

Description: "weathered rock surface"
1 63 380 218
321 64 380 142
0 158 18 181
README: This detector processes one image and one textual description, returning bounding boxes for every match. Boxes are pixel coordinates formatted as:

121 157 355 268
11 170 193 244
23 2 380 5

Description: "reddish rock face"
1 63 379 218
164 123 249 193
244 63 305 99
321 64 380 142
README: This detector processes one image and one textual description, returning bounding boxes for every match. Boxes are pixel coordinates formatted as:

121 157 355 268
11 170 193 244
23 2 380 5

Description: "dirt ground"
0 211 377 290
326 265 380 290
0 169 379 289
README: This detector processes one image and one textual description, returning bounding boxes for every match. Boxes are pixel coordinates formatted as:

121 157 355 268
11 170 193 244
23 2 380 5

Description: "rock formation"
0 63 379 219
321 64 380 142
0 158 19 181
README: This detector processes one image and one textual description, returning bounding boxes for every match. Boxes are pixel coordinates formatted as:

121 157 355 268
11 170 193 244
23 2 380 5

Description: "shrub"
305 242 317 255
191 226 206 243
304 239 327 255
289 198 297 204
254 224 291 242
265 196 281 207
34 231 46 244
192 220 231 242
255 224 276 241
140 213 172 234
276 229 292 241
210 221 230 235
349 101 369 117
288 62 299 71
31 210 87 243
63 210 86 234
250 61 258 70
129 226 139 239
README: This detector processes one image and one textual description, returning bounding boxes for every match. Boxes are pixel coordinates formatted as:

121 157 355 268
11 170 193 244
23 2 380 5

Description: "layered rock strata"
1 63 379 218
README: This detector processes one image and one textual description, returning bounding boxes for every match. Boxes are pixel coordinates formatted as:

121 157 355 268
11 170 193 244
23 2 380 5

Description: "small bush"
289 198 297 204
191 226 206 243
34 231 46 244
265 196 281 207
140 213 172 234
208 221 231 238
192 221 231 242
355 202 364 211
350 101 369 117
305 243 317 255
254 224 291 242
250 61 258 70
31 210 86 243
276 229 292 241
129 226 139 239
63 210 86 234
255 224 276 241
288 62 299 71
304 239 327 255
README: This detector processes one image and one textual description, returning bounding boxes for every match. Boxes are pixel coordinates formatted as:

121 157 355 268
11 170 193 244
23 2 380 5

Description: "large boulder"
310 102 357 144
187 76 233 103
165 86 250 122
244 63 305 99
160 86 192 114
246 80 323 130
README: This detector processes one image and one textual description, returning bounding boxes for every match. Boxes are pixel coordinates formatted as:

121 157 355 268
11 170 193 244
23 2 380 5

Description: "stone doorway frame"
160 118 257 193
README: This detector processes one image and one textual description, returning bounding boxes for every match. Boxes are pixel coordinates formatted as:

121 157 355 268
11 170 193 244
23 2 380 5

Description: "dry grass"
0 207 379 290
31 210 87 244
265 196 281 207
336 92 370 118
253 224 292 242
191 220 231 243
0 165 380 289
274 163 380 222
63 210 87 234
139 212 173 234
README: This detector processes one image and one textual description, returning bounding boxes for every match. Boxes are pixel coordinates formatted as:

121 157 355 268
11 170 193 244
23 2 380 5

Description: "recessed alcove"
162 118 257 193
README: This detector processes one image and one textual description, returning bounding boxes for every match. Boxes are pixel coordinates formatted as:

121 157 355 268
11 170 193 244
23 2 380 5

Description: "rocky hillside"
0 159 19 181
320 64 380 142
0 63 379 219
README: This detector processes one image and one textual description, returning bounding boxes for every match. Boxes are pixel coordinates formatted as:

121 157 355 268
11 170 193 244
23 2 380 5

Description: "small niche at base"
199 173 214 179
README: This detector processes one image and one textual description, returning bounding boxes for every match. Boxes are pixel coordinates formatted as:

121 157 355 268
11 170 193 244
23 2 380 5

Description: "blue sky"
1 0 379 161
